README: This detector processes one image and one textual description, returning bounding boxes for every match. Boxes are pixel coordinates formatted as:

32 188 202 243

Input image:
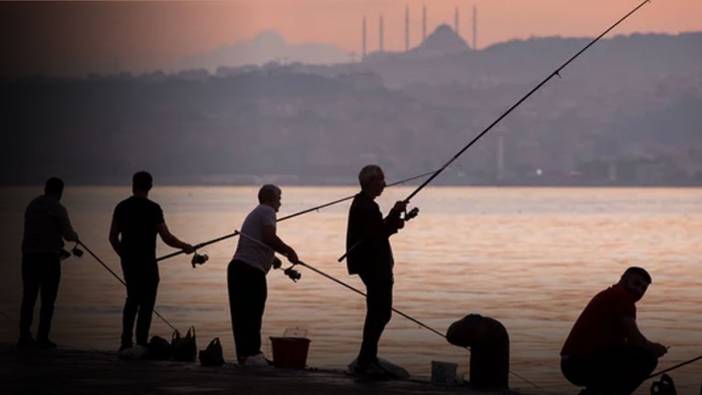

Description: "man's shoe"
36 339 57 349
17 336 36 349
354 360 389 378
243 353 270 367
118 342 133 353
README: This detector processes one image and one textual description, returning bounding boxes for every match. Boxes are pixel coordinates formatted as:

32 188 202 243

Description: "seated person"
560 267 667 395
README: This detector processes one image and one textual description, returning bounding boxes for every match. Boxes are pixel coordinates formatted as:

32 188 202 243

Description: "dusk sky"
2 0 701 77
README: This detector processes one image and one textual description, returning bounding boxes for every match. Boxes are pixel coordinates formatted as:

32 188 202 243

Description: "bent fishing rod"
76 240 179 332
156 169 436 262
337 0 652 262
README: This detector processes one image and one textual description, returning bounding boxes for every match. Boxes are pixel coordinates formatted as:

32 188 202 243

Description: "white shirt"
233 204 276 273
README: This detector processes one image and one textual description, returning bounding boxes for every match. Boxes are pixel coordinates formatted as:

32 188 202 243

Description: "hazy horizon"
2 0 701 78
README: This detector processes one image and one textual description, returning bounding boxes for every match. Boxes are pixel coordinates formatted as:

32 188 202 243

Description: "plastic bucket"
431 360 458 385
269 337 311 369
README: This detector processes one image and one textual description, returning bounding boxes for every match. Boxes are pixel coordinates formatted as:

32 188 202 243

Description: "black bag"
147 335 172 360
198 337 225 367
651 374 677 395
171 327 197 362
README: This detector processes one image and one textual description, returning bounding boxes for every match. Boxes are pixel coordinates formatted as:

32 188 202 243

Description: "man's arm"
109 216 122 256
261 224 298 263
57 205 79 242
621 316 668 357
157 223 194 254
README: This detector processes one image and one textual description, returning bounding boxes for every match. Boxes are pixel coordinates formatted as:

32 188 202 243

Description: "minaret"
422 5 427 43
472 5 477 50
454 6 459 37
379 15 384 52
405 5 410 51
362 15 367 59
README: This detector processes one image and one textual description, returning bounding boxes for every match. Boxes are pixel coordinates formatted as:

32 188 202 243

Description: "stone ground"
0 344 526 395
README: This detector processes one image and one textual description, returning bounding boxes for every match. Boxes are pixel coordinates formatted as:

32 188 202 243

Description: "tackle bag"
147 335 172 360
171 327 197 362
199 337 225 367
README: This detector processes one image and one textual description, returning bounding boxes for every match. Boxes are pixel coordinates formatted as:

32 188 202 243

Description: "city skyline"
2 0 701 77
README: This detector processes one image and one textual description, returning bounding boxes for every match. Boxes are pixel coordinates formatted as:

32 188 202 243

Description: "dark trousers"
228 260 267 363
357 271 393 365
19 253 61 341
561 346 658 395
121 263 159 347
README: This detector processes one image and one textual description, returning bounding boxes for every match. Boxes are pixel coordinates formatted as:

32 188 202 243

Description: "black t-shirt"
112 196 165 266
345 193 400 277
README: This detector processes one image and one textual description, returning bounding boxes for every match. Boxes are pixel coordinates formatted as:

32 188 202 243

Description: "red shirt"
561 284 637 356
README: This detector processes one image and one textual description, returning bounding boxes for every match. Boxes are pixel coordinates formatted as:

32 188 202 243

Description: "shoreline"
0 343 524 395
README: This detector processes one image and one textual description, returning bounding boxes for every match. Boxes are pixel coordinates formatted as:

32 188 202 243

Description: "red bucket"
269 337 311 369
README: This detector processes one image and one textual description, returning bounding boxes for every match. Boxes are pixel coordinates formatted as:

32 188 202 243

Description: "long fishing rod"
156 169 436 262
77 240 178 332
337 0 652 263
237 230 549 393
647 354 702 379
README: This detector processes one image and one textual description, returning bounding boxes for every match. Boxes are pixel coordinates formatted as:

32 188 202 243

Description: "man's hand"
182 244 195 254
286 248 299 264
272 256 282 269
649 342 668 358
391 201 408 215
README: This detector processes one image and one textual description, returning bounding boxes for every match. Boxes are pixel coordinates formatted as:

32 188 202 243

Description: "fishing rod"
338 0 652 262
647 354 702 379
156 169 436 262
237 230 549 393
77 240 178 332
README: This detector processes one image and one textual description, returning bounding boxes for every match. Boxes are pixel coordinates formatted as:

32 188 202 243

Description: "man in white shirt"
228 184 299 366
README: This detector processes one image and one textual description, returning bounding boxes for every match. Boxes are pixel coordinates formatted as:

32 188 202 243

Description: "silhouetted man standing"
346 165 414 375
228 184 299 366
109 171 194 352
561 267 668 394
19 177 79 348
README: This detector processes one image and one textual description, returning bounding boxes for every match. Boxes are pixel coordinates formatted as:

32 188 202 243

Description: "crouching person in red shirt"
560 267 667 395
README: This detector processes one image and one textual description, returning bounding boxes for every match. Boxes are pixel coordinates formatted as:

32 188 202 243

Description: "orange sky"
2 0 701 77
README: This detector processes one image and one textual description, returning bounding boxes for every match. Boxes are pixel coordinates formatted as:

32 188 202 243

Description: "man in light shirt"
228 184 299 366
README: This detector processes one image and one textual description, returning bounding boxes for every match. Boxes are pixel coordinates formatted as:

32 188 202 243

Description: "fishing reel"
191 251 209 268
402 207 420 221
60 243 84 261
273 256 302 282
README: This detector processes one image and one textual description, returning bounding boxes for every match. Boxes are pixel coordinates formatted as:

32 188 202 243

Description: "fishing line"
77 240 178 333
237 230 550 393
156 169 436 262
338 0 652 262
647 354 702 379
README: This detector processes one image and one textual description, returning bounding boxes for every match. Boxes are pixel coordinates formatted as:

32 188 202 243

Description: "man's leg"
229 261 266 363
249 266 267 357
357 273 393 366
586 346 658 394
120 268 138 349
135 276 158 346
19 254 41 341
36 255 61 343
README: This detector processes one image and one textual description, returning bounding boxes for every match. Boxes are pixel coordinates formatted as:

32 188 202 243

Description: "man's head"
132 171 153 195
358 164 385 198
258 184 282 212
44 177 64 200
618 266 652 302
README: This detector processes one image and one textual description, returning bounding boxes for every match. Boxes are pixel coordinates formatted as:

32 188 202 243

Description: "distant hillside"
178 31 350 71
3 31 701 186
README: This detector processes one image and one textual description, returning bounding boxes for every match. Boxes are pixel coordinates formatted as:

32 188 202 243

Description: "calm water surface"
1 186 700 394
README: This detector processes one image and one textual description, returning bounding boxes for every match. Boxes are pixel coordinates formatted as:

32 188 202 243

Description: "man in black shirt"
109 171 194 351
346 165 413 374
19 177 79 348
